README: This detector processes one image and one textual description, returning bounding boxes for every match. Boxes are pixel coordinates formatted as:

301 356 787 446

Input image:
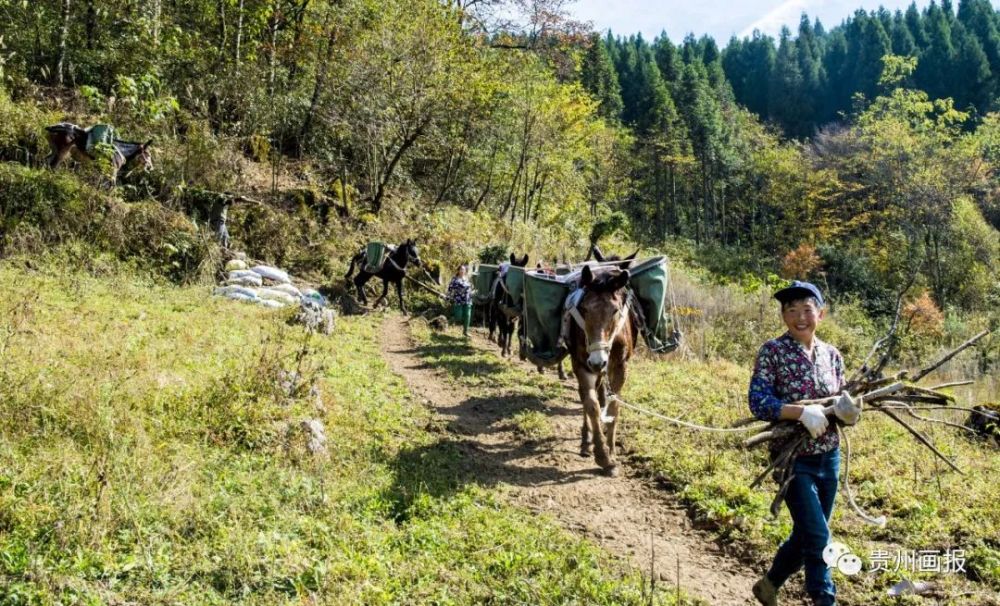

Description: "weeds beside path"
381 314 762 606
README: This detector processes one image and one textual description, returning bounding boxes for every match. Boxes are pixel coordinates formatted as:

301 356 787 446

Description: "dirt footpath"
380 315 773 605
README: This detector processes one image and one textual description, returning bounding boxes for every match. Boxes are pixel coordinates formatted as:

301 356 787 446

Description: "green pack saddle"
363 242 389 274
521 256 681 365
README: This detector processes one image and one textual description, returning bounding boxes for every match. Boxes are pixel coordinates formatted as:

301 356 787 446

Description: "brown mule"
567 264 637 476
45 122 153 186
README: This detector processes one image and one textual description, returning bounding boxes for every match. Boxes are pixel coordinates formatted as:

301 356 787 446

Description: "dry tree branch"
911 330 991 383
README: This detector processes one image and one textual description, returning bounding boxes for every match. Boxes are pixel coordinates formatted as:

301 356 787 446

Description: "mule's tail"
345 252 363 281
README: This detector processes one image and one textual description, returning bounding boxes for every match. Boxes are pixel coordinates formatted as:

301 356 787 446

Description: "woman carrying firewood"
749 281 862 606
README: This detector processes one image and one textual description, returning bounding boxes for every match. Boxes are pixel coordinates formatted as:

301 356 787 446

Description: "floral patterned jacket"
447 277 473 306
748 332 846 455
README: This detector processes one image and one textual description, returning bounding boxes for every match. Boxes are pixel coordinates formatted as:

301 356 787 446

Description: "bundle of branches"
741 328 992 526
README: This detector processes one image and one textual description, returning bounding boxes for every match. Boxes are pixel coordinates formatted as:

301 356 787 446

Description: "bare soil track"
380 315 775 605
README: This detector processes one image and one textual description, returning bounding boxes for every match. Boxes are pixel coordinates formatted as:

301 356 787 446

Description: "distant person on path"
447 264 473 337
748 281 861 606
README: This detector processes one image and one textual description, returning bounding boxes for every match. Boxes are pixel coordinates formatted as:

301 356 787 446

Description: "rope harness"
565 287 764 432
566 294 631 355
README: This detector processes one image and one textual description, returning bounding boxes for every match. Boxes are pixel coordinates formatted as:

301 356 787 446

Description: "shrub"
780 243 821 279
817 243 895 317
0 89 57 165
0 164 97 253
0 164 216 283
477 244 509 264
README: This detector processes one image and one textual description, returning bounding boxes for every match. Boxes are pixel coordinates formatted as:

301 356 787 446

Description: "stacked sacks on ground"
213 256 335 332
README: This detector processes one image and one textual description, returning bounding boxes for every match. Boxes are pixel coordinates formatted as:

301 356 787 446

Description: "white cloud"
738 0 811 39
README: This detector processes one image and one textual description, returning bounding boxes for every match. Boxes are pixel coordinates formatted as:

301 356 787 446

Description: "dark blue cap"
774 280 824 307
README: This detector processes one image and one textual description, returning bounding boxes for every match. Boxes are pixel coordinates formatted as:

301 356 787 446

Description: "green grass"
410 323 1000 605
0 258 677 605
620 353 1000 605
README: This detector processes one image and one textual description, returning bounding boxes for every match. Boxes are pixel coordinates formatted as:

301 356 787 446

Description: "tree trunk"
218 0 227 56
371 120 429 213
473 142 498 211
152 0 162 46
85 0 96 49
286 0 312 83
55 0 71 85
299 12 337 153
268 1 280 96
235 0 246 75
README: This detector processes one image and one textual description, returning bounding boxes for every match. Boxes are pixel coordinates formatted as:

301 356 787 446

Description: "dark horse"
345 240 422 313
45 123 153 186
488 253 529 357
567 264 638 476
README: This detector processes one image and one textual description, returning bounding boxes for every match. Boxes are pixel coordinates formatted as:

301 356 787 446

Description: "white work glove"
799 404 830 439
832 391 862 426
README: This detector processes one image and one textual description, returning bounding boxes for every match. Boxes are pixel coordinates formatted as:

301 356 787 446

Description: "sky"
567 0 1000 44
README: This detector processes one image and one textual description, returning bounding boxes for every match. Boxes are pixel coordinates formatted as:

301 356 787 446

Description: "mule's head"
577 264 631 373
405 239 421 267
509 253 529 267
139 139 154 172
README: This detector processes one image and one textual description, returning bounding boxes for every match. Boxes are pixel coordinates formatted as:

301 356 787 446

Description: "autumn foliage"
780 244 822 280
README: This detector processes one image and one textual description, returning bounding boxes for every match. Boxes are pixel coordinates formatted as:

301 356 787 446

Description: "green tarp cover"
473 264 498 304
505 266 525 308
628 256 681 353
521 256 680 362
86 124 115 153
364 242 388 274
522 271 574 364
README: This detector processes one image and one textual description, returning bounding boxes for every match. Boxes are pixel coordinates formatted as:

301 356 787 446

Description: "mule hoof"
603 464 620 478
579 444 592 457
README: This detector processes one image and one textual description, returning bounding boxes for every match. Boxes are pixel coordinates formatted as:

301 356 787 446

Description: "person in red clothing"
749 281 861 606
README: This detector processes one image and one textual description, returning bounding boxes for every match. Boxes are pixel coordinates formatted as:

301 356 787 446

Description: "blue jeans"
767 449 840 605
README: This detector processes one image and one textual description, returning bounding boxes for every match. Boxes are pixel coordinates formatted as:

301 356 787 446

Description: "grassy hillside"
0 257 670 605
410 318 1000 605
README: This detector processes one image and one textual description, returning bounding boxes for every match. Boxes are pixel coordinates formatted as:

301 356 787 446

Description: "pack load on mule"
363 242 390 274
472 264 498 305
520 255 682 367
44 122 154 186
345 239 422 313
86 124 116 151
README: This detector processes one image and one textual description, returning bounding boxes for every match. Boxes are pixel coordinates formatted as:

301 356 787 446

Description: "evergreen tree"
822 29 850 121
852 11 893 101
676 62 725 241
958 0 1000 105
653 32 681 84
722 34 776 119
581 33 624 121
952 22 993 111
769 27 809 137
906 2 928 47
891 10 918 56
917 1 956 100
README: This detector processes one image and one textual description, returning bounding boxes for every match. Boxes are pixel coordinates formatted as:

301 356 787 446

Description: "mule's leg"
50 146 73 168
557 360 567 380
374 279 390 309
605 361 627 456
354 273 370 304
574 365 613 472
488 304 497 343
394 279 406 314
